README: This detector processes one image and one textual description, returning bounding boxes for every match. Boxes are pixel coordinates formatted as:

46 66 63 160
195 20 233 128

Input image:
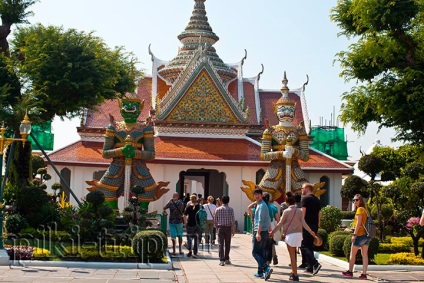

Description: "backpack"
363 209 376 238
196 205 208 230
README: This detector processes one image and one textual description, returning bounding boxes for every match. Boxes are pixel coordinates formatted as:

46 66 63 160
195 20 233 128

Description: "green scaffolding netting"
28 121 54 151
309 126 348 160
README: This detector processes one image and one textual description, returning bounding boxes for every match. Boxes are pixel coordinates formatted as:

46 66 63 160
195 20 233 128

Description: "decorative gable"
166 69 239 123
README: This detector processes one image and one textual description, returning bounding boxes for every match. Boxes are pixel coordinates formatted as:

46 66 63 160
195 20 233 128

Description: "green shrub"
15 184 50 227
343 237 380 262
63 245 135 260
5 214 28 234
329 234 349 257
341 211 356 219
132 229 167 263
389 253 424 265
389 236 424 247
18 227 42 239
329 230 351 238
320 206 343 233
379 243 411 253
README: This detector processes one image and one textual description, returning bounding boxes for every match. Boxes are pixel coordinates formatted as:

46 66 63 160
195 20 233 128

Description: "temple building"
45 0 352 227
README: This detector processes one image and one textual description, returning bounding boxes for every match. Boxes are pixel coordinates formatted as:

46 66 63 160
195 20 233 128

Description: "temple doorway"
178 169 227 201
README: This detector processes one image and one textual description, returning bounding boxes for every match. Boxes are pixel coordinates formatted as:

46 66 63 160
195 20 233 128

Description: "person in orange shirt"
342 194 371 280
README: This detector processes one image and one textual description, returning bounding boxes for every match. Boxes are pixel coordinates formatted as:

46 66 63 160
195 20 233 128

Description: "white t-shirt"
203 203 217 220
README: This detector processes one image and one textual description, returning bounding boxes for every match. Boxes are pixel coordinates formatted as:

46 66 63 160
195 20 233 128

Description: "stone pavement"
0 233 422 282
174 233 424 283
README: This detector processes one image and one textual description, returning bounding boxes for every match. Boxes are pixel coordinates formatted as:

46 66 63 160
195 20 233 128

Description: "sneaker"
225 260 232 265
312 263 322 275
359 274 368 280
298 263 308 268
304 268 313 274
192 253 198 258
264 266 273 281
272 256 278 265
253 273 264 278
342 270 353 278
289 273 299 281
219 261 225 266
187 251 192 257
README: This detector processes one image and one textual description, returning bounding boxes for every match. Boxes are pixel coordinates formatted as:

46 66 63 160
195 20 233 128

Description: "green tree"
0 0 36 54
331 0 424 144
341 174 369 200
1 1 140 186
1 1 141 133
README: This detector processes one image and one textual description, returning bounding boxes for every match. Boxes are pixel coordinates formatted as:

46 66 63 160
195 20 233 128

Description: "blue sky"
23 0 398 160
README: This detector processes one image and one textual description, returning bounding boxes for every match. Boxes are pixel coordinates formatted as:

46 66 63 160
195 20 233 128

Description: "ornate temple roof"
47 138 352 171
48 0 352 175
157 0 237 84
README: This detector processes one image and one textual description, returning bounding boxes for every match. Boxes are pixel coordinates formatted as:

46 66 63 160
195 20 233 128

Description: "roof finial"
281 71 289 94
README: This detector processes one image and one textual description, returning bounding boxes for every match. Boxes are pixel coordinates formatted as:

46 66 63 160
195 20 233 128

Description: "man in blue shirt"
250 188 273 280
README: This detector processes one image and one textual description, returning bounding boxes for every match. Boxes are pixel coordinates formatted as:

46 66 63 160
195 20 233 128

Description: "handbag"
281 208 297 241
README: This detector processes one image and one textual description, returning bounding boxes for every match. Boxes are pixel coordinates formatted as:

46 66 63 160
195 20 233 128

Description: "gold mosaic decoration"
167 70 239 123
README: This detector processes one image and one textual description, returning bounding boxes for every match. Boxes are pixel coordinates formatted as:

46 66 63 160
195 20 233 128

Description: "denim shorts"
353 234 371 247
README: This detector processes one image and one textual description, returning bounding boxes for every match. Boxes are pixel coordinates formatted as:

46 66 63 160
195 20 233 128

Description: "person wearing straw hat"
270 192 317 282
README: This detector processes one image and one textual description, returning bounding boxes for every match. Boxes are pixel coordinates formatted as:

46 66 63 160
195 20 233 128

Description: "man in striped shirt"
214 195 235 266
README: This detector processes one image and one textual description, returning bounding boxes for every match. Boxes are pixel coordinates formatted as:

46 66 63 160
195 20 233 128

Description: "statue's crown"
120 92 142 103
275 71 295 107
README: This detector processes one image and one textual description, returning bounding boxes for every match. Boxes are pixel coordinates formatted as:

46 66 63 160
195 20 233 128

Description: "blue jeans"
252 231 269 273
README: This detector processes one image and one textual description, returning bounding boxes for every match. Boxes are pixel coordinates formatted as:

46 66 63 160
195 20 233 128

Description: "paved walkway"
0 233 422 282
174 233 424 283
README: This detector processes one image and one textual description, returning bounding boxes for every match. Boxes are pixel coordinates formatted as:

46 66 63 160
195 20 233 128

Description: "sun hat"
313 235 323 247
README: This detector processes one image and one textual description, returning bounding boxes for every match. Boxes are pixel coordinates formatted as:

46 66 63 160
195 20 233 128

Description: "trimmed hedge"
390 237 424 247
389 253 424 265
379 243 411 253
329 230 351 238
329 234 349 257
63 245 135 261
132 229 167 263
320 206 343 233
342 237 380 262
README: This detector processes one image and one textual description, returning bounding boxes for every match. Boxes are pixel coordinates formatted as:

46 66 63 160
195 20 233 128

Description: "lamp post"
0 113 31 261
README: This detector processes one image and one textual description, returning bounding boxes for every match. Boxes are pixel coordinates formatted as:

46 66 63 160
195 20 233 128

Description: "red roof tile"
48 137 351 172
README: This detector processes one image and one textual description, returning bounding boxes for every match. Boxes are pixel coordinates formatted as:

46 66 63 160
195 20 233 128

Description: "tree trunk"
0 24 11 55
410 230 420 256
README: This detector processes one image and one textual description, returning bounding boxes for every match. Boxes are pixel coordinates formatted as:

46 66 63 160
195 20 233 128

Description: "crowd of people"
163 184 378 281
163 192 235 262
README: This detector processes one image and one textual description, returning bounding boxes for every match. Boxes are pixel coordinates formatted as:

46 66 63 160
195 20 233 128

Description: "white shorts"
284 232 303 247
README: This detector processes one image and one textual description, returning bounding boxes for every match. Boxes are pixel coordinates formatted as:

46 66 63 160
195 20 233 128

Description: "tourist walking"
163 192 185 255
270 192 317 281
342 194 371 280
184 194 201 258
203 195 217 246
263 192 280 265
249 188 273 280
300 183 322 275
214 195 235 266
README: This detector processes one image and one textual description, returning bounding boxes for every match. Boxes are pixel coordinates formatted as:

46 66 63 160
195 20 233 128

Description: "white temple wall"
46 163 344 231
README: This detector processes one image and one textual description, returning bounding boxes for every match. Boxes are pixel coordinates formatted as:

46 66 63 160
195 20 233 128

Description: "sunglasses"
352 199 360 202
